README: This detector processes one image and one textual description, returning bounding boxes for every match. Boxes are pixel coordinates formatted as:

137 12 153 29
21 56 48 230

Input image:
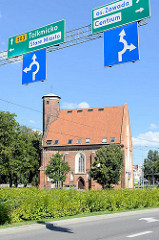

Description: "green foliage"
90 145 124 189
0 204 11 225
0 111 19 185
45 152 70 186
144 150 159 184
15 126 42 187
1 187 159 225
0 111 42 187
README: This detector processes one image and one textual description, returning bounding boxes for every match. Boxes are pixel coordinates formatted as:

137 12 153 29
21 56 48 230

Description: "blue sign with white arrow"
104 22 139 67
22 48 46 85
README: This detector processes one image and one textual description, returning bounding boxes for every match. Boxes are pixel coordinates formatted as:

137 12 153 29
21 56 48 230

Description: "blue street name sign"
22 49 46 85
104 22 139 67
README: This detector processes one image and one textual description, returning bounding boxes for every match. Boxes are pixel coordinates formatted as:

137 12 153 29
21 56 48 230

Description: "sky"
0 0 158 165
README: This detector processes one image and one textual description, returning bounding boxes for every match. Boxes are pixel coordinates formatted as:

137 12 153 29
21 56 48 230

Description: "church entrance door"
78 178 85 189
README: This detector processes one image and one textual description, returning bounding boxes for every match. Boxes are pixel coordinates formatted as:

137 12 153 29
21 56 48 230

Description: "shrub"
0 188 159 225
0 204 11 225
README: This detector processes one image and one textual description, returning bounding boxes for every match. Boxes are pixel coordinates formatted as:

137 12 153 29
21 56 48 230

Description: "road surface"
1 208 159 240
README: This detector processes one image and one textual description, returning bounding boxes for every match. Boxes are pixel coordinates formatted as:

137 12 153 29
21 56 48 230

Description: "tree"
144 150 159 184
90 145 124 189
14 126 42 187
0 111 19 186
0 111 42 187
45 152 70 187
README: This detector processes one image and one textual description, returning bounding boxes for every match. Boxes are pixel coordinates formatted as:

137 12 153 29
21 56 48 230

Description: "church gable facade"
40 93 133 189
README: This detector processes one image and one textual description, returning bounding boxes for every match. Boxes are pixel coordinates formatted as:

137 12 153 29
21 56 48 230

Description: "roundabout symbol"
118 29 136 62
23 54 40 81
22 49 46 85
104 22 139 67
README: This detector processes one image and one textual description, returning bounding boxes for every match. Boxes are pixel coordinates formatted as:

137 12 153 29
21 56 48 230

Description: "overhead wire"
0 97 159 146
0 98 41 113
0 97 125 135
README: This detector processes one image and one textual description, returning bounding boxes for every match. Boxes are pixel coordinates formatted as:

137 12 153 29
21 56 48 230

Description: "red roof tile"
45 106 124 147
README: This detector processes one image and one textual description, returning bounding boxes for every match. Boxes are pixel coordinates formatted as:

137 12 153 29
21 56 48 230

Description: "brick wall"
40 94 133 190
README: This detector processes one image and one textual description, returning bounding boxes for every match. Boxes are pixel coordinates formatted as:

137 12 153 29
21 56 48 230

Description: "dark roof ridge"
42 93 61 99
61 105 125 112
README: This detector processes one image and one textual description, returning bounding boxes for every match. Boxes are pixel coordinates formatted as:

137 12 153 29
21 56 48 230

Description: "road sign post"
8 20 65 58
104 22 139 67
92 0 150 34
22 49 46 85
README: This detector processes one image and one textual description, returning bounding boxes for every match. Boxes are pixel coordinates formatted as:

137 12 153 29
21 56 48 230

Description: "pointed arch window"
78 153 85 172
75 153 86 173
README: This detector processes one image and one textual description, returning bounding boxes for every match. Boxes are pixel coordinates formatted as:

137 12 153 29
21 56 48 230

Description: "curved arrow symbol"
118 29 136 62
23 54 40 81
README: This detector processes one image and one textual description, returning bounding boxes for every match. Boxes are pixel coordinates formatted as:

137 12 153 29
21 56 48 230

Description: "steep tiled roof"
45 106 124 147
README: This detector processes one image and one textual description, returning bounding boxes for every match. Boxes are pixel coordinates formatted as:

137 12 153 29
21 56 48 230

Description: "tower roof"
42 93 61 99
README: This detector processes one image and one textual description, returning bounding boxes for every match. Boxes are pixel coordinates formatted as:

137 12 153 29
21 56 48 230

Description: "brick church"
40 93 133 189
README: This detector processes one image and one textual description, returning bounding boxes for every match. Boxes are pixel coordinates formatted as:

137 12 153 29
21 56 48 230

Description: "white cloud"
149 123 159 130
133 131 159 147
29 120 36 124
62 102 90 109
32 129 42 133
0 12 2 18
78 102 90 108
62 102 77 109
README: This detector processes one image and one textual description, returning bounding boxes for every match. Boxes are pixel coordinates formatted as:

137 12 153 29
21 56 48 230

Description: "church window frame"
75 153 86 174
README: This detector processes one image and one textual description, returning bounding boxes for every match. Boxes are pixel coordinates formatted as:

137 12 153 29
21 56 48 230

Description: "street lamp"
142 165 144 189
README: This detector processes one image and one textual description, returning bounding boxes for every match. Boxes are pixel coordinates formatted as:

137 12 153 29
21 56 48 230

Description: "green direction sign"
92 0 150 34
8 19 65 58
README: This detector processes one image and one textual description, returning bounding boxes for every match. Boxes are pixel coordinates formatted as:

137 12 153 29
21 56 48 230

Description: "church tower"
42 93 61 135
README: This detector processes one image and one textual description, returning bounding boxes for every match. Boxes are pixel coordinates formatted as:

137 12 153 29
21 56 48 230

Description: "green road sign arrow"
92 0 151 34
8 20 65 58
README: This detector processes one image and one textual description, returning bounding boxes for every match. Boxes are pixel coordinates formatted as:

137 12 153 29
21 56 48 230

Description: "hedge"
0 188 159 225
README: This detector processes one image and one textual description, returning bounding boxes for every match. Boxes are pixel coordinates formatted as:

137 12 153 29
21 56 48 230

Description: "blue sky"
0 0 158 164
